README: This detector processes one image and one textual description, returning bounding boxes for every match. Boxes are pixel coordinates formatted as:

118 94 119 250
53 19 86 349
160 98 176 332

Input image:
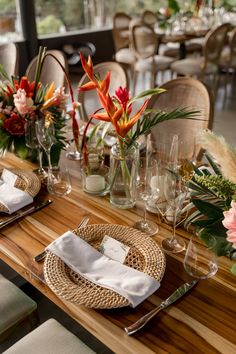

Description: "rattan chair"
130 22 175 93
78 61 128 121
171 23 231 83
112 12 136 76
141 10 157 28
26 50 68 87
0 43 18 77
147 77 214 161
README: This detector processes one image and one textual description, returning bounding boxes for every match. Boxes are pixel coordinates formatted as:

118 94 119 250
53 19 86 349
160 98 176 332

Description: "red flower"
3 113 26 136
13 77 36 98
115 86 132 115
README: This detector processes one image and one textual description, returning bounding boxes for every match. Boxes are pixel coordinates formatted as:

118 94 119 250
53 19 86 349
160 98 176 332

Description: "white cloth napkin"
0 169 33 214
46 231 161 307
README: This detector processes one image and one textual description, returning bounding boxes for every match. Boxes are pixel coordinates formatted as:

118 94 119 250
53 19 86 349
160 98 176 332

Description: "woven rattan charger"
44 224 166 309
0 168 41 213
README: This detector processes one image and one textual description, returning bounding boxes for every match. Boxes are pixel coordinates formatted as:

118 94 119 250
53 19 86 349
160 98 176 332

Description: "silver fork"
34 216 90 262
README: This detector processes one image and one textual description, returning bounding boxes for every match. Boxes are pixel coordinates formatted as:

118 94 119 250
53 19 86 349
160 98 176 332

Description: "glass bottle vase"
109 142 139 209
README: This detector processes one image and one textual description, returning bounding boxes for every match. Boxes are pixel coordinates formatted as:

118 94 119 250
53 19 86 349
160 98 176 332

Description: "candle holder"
81 164 110 196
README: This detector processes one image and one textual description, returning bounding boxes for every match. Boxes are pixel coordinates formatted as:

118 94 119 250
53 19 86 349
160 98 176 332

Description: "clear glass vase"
109 142 139 209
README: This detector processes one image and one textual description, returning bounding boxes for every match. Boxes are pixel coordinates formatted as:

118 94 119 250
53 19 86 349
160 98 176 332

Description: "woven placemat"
0 169 41 213
44 224 166 309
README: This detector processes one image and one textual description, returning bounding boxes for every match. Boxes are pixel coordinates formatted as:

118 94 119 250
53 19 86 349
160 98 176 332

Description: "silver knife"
124 279 198 335
0 200 53 229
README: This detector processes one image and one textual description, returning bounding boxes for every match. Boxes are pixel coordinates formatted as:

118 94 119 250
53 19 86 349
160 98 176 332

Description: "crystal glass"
161 171 188 253
66 115 83 161
25 118 47 177
133 157 159 236
184 235 218 279
47 167 72 197
35 119 55 171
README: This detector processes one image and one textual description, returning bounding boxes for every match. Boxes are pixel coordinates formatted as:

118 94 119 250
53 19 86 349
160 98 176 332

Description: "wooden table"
0 153 236 354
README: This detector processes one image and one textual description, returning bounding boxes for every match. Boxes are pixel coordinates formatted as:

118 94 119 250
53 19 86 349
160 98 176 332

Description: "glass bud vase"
109 142 139 209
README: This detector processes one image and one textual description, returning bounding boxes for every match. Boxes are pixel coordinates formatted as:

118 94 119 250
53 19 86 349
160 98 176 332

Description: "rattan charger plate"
44 224 166 309
0 169 41 213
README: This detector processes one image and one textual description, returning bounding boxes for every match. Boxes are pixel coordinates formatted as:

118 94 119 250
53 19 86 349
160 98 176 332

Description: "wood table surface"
0 153 235 354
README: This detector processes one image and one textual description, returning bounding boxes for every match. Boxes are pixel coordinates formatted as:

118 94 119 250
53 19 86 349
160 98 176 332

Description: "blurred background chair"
0 274 38 342
26 49 68 87
78 61 128 121
62 42 96 75
148 77 214 161
141 10 157 28
130 22 175 93
220 26 236 76
112 12 135 78
0 43 18 77
171 23 231 85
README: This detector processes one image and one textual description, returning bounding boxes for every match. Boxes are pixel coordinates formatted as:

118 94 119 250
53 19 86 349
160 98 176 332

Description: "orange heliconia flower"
78 53 149 138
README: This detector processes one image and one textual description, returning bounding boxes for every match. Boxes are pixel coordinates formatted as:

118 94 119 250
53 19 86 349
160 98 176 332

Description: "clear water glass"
184 235 218 279
47 168 72 197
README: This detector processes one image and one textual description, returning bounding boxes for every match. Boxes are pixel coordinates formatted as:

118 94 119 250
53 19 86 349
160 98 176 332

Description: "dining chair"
112 12 136 79
171 23 231 85
141 10 157 28
2 318 95 354
78 61 128 121
147 77 214 161
130 22 175 93
0 43 18 77
0 274 39 342
26 49 68 87
220 26 236 76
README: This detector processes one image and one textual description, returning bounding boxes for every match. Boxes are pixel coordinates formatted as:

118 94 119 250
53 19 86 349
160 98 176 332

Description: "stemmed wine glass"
35 119 55 171
184 235 218 279
133 157 159 236
25 119 47 177
161 171 188 253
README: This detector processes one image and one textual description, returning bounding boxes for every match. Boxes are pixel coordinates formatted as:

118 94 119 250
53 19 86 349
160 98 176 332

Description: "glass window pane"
34 0 169 36
0 0 22 43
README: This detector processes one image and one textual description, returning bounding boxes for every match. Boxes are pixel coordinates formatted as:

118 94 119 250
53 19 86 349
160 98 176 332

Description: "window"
0 0 22 42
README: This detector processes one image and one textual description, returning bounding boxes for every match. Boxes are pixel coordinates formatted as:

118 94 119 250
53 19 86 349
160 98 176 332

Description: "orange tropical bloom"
78 53 149 139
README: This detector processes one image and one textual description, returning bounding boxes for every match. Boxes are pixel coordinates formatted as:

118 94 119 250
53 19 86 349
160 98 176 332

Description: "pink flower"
222 201 236 249
13 89 35 116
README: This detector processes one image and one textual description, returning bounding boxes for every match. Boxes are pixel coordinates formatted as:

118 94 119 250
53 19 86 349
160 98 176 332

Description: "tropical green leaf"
204 153 222 175
0 64 10 81
198 221 230 256
14 137 28 159
129 87 166 103
192 199 223 219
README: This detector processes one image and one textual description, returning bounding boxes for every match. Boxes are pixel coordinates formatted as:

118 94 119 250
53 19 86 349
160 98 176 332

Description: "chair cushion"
3 318 95 354
115 48 135 64
171 57 218 76
135 55 174 72
0 274 37 335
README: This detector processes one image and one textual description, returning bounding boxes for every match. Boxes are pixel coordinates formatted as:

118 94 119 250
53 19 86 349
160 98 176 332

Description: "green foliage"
127 107 199 147
37 15 65 35
185 152 236 273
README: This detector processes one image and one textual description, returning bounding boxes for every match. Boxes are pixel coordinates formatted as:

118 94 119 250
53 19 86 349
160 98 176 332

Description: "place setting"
0 167 53 229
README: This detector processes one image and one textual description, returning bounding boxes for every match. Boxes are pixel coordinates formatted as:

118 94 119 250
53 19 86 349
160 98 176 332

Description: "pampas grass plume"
199 129 236 184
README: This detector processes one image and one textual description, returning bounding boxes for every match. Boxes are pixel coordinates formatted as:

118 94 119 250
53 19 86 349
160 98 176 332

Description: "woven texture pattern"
44 224 166 309
0 169 41 212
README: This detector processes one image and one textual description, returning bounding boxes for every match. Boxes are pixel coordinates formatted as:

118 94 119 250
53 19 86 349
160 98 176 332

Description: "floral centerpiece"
0 47 75 166
78 53 198 208
184 130 236 275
